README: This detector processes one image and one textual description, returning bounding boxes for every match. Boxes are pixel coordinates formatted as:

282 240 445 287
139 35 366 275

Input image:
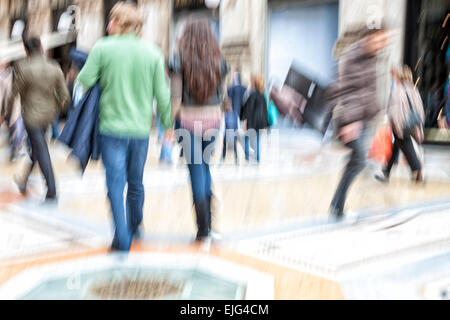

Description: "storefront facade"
2 0 448 142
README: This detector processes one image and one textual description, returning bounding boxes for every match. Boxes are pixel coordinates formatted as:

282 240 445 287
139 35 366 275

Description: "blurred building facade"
1 0 449 141
0 0 409 102
0 0 406 78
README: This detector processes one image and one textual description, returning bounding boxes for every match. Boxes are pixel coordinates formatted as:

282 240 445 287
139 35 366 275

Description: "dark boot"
194 200 210 241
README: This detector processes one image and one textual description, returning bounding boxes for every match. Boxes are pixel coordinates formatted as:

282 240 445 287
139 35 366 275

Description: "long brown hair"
178 18 221 103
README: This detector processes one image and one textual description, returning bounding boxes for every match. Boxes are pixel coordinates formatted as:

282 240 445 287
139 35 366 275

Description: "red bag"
368 126 393 165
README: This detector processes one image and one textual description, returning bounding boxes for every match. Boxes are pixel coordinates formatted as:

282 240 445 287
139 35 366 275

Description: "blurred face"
0 62 9 71
107 17 120 35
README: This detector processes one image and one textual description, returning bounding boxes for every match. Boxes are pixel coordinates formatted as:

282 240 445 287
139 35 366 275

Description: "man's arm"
76 44 102 90
54 67 70 114
153 55 172 130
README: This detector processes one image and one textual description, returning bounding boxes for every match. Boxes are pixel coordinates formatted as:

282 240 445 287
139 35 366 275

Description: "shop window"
405 0 450 142
174 0 208 12
51 0 74 32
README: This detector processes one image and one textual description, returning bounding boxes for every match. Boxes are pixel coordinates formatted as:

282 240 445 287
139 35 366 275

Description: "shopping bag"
268 100 279 127
368 126 393 165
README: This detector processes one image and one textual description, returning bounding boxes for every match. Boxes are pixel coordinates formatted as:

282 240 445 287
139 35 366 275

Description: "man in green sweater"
76 2 172 252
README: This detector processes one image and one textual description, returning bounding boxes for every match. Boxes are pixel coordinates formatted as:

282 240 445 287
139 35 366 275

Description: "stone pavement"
0 127 450 299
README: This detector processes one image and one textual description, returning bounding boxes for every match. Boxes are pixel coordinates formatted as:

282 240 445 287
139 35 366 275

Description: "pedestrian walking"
170 18 229 242
328 24 392 221
6 37 70 200
240 75 269 163
375 65 425 183
0 62 26 163
76 2 172 252
223 71 247 164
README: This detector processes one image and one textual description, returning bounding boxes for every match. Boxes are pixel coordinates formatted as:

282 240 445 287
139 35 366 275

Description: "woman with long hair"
376 65 425 183
170 18 229 242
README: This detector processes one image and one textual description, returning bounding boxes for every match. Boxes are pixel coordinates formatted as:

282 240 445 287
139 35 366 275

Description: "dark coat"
58 49 101 173
240 91 269 130
328 39 380 129
7 55 70 128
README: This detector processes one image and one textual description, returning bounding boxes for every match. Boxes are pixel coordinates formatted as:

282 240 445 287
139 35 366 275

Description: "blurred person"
170 18 229 242
227 71 247 121
6 37 70 199
375 66 425 183
75 2 172 252
240 75 269 163
221 100 238 164
0 61 26 162
223 71 247 164
328 24 392 221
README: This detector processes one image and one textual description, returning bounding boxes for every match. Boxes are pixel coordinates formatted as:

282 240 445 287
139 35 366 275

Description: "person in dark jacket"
240 75 269 163
222 72 245 164
328 25 391 221
7 37 70 201
227 72 247 120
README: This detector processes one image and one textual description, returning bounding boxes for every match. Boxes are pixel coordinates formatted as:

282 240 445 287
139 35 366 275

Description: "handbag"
268 100 278 127
368 125 393 165
403 89 423 138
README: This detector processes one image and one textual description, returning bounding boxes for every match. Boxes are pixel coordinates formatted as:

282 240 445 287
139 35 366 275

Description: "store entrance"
404 0 450 144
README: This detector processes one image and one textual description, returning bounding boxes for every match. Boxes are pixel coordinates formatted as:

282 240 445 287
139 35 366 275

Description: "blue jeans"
244 130 261 162
101 134 149 251
183 132 217 237
185 134 216 203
